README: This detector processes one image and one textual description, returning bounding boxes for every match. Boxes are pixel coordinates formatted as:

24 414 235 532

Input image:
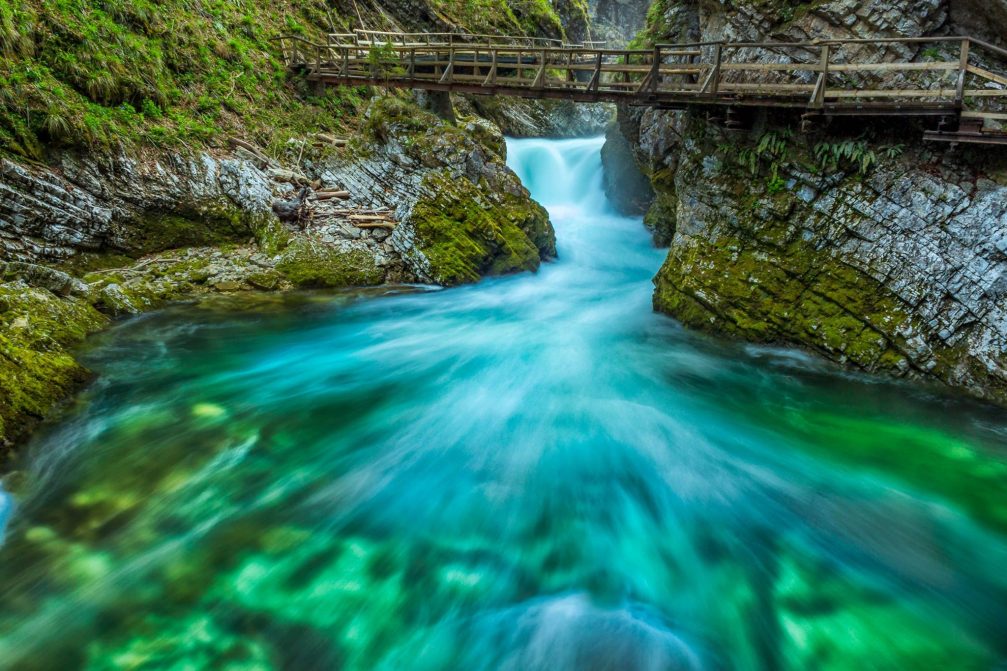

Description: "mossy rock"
123 205 253 256
0 283 109 461
411 170 554 286
276 240 383 288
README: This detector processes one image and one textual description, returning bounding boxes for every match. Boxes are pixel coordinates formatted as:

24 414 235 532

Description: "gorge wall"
607 0 1007 405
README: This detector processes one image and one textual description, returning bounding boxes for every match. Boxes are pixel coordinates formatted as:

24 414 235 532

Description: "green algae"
774 408 1007 536
772 549 992 670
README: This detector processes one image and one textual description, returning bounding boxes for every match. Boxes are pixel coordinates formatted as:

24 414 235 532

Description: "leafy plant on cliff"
366 41 405 80
813 139 904 176
734 129 793 191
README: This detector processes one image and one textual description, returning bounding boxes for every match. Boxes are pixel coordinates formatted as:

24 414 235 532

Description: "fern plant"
735 129 794 192
813 139 903 176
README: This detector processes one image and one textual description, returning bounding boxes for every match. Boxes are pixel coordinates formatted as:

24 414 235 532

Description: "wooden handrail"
275 31 1007 140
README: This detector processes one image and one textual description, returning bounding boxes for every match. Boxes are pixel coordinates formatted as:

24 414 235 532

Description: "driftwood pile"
273 187 398 232
231 136 397 234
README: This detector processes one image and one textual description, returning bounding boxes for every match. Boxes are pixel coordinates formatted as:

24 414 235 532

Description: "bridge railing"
274 32 1007 126
651 36 1007 115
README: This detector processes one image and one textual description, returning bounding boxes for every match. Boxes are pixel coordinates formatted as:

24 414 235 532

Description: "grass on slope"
0 0 367 160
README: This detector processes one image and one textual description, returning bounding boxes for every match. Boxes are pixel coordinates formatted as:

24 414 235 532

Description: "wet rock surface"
609 106 1007 404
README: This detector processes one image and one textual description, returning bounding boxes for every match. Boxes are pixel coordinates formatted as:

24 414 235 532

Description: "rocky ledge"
0 95 554 459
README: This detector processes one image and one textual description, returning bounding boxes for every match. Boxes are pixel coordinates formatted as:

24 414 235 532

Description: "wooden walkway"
276 30 1007 144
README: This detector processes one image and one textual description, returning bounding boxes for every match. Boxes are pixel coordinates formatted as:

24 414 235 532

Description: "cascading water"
0 137 1005 670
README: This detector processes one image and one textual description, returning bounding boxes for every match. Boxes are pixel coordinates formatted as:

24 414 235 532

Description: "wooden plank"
720 62 820 72
823 88 1007 98
961 110 1007 120
826 88 955 98
828 61 959 72
717 82 816 92
966 64 1007 87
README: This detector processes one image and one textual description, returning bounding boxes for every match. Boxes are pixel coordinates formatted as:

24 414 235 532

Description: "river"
0 137 1005 670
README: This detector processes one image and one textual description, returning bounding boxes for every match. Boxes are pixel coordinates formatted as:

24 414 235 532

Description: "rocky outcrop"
0 95 556 454
600 121 655 217
608 0 1007 404
0 151 277 262
311 97 554 285
589 0 653 46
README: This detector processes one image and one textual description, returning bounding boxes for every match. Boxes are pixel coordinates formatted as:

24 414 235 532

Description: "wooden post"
588 50 602 93
342 45 349 77
533 48 547 88
650 45 661 93
955 38 971 106
810 44 830 109
440 47 455 83
483 49 498 86
701 44 722 94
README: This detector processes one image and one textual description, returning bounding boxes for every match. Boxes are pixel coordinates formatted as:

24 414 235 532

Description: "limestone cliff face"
610 0 1007 404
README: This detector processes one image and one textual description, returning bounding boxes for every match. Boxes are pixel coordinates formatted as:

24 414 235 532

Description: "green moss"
642 167 677 245
411 170 552 286
124 207 250 255
276 239 383 288
653 185 915 375
0 0 372 159
250 217 291 257
0 282 109 462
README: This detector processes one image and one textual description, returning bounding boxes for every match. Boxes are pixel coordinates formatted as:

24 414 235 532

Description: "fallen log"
312 190 351 201
347 214 393 222
313 133 348 147
228 137 274 166
324 208 390 215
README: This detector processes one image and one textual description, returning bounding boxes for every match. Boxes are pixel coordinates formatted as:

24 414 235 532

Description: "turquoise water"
0 137 1006 670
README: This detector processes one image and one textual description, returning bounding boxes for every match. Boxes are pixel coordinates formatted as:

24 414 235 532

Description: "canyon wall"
608 0 1007 404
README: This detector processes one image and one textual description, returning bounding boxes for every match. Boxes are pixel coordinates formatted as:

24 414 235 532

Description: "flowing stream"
0 137 1006 670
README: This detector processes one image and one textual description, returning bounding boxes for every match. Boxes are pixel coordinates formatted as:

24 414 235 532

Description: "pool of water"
0 137 1005 670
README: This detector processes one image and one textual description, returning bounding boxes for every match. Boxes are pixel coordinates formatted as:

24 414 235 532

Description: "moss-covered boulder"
276 240 383 288
322 96 556 287
410 170 552 286
0 282 109 462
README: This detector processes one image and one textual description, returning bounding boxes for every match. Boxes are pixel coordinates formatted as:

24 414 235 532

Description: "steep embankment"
0 0 576 457
606 0 1007 405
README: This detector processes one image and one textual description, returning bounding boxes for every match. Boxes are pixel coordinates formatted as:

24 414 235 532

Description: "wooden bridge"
275 30 1007 144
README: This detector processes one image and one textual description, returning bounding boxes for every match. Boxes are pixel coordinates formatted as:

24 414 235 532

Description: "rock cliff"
608 0 1007 404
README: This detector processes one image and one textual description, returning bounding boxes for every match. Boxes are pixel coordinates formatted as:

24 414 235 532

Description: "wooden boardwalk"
276 30 1007 144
